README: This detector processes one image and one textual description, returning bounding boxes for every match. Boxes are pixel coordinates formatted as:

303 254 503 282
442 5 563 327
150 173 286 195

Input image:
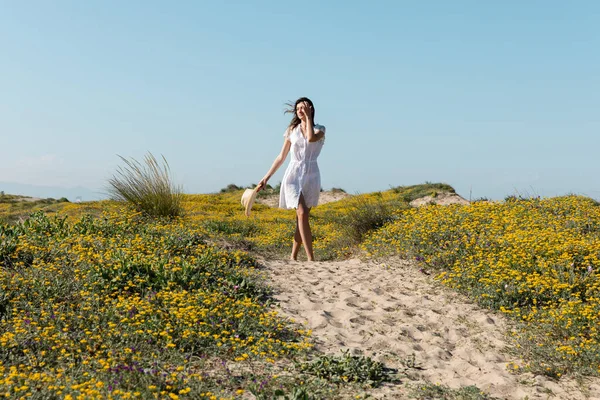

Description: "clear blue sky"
1 1 599 200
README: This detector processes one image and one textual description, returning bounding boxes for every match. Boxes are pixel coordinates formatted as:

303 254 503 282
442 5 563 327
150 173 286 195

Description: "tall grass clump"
342 195 397 244
107 153 183 218
391 182 455 203
314 192 409 259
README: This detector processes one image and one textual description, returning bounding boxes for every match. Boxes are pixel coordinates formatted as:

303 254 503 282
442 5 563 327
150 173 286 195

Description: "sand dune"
409 192 470 207
263 257 600 399
256 190 351 207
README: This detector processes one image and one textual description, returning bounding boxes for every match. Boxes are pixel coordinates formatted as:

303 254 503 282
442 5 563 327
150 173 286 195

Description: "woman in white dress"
257 97 326 261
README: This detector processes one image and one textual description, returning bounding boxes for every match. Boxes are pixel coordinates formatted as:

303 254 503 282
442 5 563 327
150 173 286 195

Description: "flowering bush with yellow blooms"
363 195 600 376
0 209 319 399
180 188 410 261
0 183 455 398
4 182 598 394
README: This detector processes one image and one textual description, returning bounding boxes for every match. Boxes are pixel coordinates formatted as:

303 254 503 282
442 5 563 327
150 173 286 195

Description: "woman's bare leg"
291 216 302 260
297 194 314 261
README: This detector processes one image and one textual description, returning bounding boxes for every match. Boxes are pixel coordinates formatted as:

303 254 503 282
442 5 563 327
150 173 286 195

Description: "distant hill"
0 182 106 202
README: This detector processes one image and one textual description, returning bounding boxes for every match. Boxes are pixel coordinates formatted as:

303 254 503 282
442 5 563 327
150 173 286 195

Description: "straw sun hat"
241 187 259 217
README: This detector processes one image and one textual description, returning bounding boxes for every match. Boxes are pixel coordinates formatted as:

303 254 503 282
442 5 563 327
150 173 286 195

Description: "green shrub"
107 152 183 218
341 195 399 244
392 182 455 202
255 182 281 198
409 383 498 399
220 183 242 193
0 210 317 398
0 223 23 269
299 350 394 387
254 387 319 400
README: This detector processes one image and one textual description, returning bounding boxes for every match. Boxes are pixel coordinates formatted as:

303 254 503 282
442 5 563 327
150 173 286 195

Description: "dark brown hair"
284 97 315 132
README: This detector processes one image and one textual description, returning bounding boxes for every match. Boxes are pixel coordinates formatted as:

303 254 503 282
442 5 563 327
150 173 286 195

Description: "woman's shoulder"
314 123 326 133
283 126 293 140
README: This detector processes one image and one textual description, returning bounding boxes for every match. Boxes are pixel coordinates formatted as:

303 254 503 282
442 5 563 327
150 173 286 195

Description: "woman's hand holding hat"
257 177 269 192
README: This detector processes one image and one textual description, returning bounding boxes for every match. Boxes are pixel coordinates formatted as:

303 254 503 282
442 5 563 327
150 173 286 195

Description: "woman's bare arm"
301 102 324 142
257 139 291 191
308 128 325 142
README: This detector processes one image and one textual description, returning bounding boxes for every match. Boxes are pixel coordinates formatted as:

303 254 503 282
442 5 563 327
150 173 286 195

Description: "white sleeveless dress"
279 124 326 209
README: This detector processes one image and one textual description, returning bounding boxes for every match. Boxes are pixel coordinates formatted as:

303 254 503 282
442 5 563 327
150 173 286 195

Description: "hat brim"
241 188 259 217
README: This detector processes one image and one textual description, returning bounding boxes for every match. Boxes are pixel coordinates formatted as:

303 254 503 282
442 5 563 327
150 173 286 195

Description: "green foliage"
363 195 600 377
0 224 22 268
204 219 262 236
218 182 281 199
107 152 183 218
504 189 540 203
256 181 282 198
298 350 394 387
0 209 315 398
409 383 499 399
220 183 242 193
338 195 403 245
391 182 455 203
254 387 319 400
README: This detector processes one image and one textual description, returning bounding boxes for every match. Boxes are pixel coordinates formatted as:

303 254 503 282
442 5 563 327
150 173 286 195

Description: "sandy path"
263 258 600 400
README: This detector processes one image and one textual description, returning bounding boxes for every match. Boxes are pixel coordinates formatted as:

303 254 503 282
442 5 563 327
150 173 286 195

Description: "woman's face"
296 101 312 119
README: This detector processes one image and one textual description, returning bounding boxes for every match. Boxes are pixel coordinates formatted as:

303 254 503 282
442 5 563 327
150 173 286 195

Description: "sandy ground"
256 190 352 208
0 195 43 202
409 192 470 207
256 190 469 209
262 257 600 399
